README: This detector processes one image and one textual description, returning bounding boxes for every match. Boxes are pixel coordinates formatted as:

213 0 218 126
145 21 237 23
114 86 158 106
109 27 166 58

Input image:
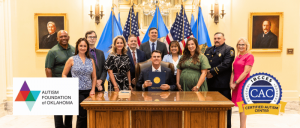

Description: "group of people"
45 27 254 128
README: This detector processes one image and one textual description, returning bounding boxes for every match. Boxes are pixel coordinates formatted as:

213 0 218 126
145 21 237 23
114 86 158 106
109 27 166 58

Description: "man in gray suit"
85 30 107 91
140 27 168 60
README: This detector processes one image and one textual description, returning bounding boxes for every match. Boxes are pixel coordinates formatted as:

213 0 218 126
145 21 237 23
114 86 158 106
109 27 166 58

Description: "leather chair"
134 59 175 91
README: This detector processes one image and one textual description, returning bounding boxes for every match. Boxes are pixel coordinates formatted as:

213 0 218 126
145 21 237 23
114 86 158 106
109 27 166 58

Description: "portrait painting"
249 12 283 52
35 13 67 52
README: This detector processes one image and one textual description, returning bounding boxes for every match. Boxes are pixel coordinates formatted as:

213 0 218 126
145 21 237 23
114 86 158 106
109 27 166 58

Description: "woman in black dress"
105 36 132 91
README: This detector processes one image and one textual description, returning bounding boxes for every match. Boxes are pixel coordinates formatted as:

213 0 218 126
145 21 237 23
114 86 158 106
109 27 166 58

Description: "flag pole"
182 1 185 42
129 6 132 35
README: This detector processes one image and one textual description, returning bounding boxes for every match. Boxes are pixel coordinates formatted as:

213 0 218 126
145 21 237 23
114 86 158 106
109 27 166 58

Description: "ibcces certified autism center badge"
237 73 287 115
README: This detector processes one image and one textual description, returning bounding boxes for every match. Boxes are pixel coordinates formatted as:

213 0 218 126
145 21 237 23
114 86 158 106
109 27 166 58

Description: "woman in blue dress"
62 38 96 128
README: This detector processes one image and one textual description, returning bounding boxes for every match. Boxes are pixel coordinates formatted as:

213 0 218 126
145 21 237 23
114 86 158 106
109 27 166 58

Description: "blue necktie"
155 70 158 72
152 43 155 52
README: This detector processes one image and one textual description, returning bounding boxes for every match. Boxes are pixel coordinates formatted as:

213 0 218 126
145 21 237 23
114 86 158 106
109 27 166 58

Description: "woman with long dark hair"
62 38 96 128
176 38 211 91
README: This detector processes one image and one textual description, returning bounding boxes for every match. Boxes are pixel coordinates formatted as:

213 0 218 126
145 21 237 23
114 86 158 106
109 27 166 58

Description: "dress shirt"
129 48 138 62
149 40 157 51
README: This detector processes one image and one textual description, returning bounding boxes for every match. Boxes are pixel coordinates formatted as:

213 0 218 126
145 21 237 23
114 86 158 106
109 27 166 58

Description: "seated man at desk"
137 50 176 91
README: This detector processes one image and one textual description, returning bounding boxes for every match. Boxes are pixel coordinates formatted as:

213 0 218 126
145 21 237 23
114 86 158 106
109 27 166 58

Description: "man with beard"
45 30 75 128
204 32 235 128
253 20 278 48
39 21 58 49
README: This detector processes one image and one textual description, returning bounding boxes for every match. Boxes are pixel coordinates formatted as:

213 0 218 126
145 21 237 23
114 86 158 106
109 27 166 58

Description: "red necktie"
132 51 137 65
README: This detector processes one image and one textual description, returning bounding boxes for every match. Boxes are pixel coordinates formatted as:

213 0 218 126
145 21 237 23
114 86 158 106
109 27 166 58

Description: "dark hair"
262 20 271 26
178 38 200 68
85 30 97 38
151 50 162 58
214 32 225 37
148 27 158 34
169 40 181 55
75 38 91 58
128 34 137 39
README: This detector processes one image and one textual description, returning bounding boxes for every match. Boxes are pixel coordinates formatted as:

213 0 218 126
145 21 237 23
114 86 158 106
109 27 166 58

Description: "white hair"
47 21 56 27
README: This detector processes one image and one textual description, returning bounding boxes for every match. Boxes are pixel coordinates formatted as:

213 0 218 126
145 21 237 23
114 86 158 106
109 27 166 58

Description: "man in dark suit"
85 30 107 92
126 34 147 89
204 32 235 128
253 20 278 48
39 21 58 49
139 27 168 60
137 50 176 91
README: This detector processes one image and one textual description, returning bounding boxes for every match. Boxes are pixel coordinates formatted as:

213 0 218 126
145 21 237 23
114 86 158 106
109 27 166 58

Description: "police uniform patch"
230 50 234 56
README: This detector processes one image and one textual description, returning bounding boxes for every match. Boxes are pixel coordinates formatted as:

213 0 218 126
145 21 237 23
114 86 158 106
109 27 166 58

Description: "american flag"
164 5 193 53
123 6 141 47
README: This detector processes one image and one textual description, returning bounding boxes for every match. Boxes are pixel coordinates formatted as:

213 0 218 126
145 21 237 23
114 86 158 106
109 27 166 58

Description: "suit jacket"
204 43 235 89
127 47 147 82
89 49 107 90
39 32 58 49
136 66 176 91
139 40 168 60
253 31 278 48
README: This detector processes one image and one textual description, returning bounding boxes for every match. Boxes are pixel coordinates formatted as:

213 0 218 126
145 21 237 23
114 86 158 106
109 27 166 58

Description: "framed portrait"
248 12 283 52
35 13 68 52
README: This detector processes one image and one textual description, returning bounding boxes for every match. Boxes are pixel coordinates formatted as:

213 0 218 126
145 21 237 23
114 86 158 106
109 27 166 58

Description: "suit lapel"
136 50 142 62
161 66 168 83
127 48 134 65
145 41 151 53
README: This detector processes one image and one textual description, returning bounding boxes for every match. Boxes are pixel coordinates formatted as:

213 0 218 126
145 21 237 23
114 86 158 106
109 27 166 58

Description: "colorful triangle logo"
15 81 40 111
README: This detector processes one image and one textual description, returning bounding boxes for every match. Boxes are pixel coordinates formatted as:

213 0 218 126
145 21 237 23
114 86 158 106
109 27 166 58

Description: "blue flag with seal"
96 11 123 58
191 7 211 47
141 7 169 43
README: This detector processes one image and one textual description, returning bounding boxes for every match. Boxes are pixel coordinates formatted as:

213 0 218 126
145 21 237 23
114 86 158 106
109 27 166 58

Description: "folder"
148 72 166 91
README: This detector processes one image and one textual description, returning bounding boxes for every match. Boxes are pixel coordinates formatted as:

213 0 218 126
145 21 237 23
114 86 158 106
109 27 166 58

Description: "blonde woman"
104 36 132 91
230 38 254 128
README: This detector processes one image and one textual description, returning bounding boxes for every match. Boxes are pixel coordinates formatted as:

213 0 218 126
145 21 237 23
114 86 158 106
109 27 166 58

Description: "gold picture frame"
248 12 283 52
35 13 68 52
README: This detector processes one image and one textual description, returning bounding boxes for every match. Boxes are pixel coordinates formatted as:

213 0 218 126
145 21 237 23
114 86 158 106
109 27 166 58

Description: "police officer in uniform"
204 32 235 128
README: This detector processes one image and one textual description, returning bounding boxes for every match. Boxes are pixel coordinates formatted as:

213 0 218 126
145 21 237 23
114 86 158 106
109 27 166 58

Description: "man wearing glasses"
85 30 107 92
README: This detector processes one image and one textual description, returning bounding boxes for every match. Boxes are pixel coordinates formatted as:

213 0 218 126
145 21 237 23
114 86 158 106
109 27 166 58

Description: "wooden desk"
81 91 234 128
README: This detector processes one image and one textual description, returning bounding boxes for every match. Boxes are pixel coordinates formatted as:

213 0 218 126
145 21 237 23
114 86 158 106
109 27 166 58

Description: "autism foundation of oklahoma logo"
14 81 41 111
237 73 287 115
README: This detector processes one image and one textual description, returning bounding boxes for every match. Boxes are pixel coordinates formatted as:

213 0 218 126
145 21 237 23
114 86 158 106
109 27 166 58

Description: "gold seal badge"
230 50 234 56
153 77 160 84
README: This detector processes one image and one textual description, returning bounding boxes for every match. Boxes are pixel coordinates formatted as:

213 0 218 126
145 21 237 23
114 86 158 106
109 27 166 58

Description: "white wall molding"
0 0 7 104
3 0 13 102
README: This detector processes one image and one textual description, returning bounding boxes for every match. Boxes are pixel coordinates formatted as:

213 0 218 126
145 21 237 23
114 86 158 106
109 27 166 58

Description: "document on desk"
148 72 166 91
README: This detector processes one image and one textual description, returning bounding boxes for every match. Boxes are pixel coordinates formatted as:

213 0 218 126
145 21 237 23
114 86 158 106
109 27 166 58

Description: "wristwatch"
234 81 237 84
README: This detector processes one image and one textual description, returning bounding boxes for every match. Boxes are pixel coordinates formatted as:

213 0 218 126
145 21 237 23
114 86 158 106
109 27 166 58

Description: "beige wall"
1 0 299 101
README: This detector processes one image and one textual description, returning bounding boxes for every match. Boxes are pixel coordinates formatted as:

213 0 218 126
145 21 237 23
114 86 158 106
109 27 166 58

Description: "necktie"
155 70 158 72
132 51 137 65
90 49 98 65
152 43 155 52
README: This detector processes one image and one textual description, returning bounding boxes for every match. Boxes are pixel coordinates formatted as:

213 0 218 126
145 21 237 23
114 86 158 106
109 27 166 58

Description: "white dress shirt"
129 48 138 62
149 40 157 51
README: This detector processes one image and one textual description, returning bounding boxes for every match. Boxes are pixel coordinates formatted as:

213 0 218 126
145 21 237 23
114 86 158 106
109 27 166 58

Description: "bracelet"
114 87 118 88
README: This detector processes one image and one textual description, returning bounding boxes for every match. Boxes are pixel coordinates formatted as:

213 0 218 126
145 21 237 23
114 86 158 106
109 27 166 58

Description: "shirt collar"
149 40 157 45
90 48 96 52
129 48 137 53
152 65 161 72
58 43 70 50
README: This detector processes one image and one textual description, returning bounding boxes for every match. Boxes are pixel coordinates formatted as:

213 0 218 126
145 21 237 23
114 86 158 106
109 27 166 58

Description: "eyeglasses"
238 44 246 47
88 36 97 39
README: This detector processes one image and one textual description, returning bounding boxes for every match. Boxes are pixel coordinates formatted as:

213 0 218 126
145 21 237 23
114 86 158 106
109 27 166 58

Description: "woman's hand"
230 83 236 90
89 89 95 96
114 86 120 92
129 85 133 91
191 86 199 91
177 84 183 91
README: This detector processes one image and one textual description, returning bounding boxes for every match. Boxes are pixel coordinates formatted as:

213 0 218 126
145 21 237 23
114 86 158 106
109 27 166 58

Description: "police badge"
218 53 221 57
230 50 234 56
